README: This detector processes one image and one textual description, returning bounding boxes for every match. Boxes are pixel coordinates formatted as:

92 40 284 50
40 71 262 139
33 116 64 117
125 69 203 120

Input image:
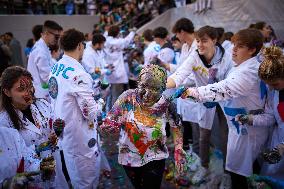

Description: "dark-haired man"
4 32 23 67
104 25 135 106
167 26 232 183
28 20 63 100
49 29 103 189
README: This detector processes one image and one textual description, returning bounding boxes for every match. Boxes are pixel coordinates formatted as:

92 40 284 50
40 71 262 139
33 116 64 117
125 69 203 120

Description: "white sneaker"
191 166 209 184
219 173 232 189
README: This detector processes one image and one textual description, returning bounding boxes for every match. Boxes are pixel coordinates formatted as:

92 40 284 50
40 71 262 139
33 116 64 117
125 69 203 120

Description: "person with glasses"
49 29 104 189
28 20 62 101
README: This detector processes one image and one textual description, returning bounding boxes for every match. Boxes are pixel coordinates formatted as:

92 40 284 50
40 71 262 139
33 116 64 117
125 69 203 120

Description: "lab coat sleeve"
71 74 103 123
82 52 96 74
169 55 195 87
195 67 257 102
169 63 178 73
158 48 175 65
252 91 276 127
35 54 52 85
114 31 136 50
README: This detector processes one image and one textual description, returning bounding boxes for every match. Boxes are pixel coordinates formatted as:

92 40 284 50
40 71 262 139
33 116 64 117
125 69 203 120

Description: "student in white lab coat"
50 44 61 68
181 29 267 189
0 127 40 185
171 18 200 153
28 20 62 100
236 46 284 180
167 26 232 183
104 25 135 106
0 66 54 156
49 29 103 189
142 29 160 66
82 33 108 79
152 27 175 73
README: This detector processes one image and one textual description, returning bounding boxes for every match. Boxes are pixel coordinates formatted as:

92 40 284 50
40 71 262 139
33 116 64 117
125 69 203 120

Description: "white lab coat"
104 31 135 84
222 40 233 57
176 41 199 122
170 46 232 129
49 54 103 189
143 41 160 65
0 99 52 153
82 46 107 75
0 127 40 183
195 57 269 176
253 90 284 180
28 38 53 100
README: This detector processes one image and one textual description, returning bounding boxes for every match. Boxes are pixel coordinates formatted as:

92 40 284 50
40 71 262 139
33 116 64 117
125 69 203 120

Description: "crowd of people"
0 15 284 189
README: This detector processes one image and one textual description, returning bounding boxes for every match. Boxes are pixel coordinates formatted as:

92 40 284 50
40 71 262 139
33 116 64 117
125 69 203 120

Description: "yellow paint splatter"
192 66 208 76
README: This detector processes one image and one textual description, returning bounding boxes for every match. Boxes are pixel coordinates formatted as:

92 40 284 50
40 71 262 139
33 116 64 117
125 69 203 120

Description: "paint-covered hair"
138 65 167 91
0 66 33 130
259 46 284 81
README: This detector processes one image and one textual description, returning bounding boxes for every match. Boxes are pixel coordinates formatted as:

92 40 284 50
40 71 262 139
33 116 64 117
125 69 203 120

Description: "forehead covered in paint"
138 65 167 90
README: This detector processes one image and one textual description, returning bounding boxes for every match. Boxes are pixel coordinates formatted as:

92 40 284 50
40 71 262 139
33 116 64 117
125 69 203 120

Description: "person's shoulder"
0 110 11 127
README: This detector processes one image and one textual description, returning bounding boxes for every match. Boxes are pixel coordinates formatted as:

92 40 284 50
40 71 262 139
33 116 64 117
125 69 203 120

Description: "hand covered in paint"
40 156 56 181
235 114 253 125
174 148 188 176
262 147 282 164
99 118 121 137
53 118 65 137
4 171 40 189
168 86 187 101
180 88 199 100
48 132 58 146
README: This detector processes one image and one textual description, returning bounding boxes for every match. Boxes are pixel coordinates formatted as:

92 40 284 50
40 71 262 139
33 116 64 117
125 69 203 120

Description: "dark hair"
92 34 106 46
142 29 153 42
43 20 63 32
171 35 180 42
224 32 234 41
5 32 13 38
0 66 33 130
195 26 218 40
231 28 264 57
49 44 59 53
153 27 168 39
60 29 85 51
32 25 43 41
259 46 284 81
108 25 120 37
215 27 224 41
172 18 194 34
249 22 266 30
26 38 34 48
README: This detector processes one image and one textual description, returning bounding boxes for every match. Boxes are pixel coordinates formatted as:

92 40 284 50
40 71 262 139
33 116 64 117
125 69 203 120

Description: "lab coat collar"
38 38 50 52
16 109 42 135
236 56 257 69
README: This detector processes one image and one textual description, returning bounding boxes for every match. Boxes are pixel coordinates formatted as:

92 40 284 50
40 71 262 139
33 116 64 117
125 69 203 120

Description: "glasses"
47 30 61 39
82 42 86 49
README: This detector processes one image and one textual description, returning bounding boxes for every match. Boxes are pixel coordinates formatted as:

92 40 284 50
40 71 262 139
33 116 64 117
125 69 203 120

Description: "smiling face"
196 34 216 57
4 76 35 110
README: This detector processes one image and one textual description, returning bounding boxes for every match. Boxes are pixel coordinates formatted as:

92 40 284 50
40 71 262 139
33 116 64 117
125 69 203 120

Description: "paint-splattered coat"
49 54 103 188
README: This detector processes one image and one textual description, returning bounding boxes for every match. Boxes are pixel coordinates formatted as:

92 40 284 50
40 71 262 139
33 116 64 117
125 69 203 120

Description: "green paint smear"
133 133 141 143
42 83 49 89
